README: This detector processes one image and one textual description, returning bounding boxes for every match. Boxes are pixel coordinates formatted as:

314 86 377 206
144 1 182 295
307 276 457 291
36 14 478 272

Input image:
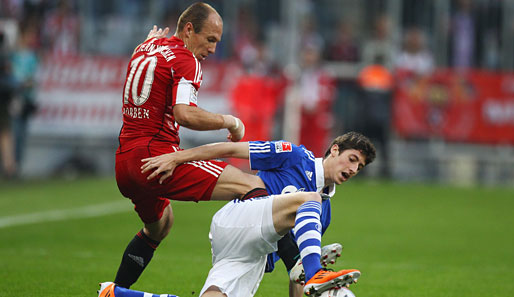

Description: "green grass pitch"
1 177 513 297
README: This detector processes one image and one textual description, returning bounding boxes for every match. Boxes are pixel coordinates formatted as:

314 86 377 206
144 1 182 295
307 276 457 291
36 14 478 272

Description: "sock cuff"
297 201 321 213
137 230 160 249
241 187 269 200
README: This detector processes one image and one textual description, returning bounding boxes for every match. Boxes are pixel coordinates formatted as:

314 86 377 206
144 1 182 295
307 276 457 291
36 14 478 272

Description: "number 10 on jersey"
123 55 158 106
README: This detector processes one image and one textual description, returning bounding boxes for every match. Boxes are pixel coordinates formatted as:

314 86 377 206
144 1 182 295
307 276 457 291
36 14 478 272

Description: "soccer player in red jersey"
112 2 265 289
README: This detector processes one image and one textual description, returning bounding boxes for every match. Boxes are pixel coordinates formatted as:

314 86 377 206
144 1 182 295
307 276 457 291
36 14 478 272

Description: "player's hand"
141 153 178 184
227 116 245 142
145 25 170 41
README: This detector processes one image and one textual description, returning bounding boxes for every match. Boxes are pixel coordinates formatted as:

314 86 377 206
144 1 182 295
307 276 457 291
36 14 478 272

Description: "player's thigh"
116 150 171 224
161 159 229 201
204 198 277 297
271 192 322 235
117 146 227 202
210 165 265 201
211 197 281 259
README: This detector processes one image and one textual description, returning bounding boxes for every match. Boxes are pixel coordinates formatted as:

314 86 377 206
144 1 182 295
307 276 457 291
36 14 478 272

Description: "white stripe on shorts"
186 160 222 177
199 160 224 174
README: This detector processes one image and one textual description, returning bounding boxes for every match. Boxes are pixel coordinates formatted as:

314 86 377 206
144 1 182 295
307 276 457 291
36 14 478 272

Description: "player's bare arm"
173 104 245 141
141 142 250 184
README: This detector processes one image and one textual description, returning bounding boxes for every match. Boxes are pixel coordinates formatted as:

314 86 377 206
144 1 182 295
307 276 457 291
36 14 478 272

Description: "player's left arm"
140 142 250 184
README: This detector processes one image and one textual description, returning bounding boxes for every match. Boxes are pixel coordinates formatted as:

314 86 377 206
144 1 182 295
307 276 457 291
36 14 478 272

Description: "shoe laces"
311 268 334 279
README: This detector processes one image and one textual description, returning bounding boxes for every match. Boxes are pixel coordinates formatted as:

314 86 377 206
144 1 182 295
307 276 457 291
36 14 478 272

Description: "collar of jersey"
170 36 185 47
315 158 335 197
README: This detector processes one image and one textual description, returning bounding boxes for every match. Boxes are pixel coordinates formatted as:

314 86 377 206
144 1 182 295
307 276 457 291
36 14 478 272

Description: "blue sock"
114 285 178 297
293 201 322 281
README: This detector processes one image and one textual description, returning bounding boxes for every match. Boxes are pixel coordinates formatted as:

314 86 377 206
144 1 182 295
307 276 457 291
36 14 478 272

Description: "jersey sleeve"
249 141 304 171
173 52 202 107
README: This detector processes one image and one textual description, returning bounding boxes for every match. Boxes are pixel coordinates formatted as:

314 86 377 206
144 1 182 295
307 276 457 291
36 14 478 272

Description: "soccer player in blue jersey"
100 190 360 297
140 131 376 296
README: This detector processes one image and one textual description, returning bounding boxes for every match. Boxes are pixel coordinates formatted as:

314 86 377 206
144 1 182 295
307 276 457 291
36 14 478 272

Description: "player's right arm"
140 142 250 184
173 105 245 141
171 44 245 142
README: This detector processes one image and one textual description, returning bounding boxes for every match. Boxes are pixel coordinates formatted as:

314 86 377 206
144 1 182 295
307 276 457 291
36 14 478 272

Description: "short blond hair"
176 2 218 33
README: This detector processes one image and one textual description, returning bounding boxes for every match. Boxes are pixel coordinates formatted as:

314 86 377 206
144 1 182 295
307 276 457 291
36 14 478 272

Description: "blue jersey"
249 141 336 272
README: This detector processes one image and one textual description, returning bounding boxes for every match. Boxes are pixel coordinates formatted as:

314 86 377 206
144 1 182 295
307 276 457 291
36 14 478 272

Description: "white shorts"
199 195 283 297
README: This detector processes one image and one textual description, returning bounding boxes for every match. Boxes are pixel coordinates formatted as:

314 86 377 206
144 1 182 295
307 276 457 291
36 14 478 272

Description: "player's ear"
184 22 194 37
330 144 339 157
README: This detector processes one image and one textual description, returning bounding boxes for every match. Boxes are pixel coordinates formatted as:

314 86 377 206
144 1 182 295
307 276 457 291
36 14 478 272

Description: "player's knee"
244 175 266 192
144 225 171 241
201 286 227 297
232 169 265 193
299 192 322 204
281 192 322 231
145 208 174 241
159 215 174 239
289 192 321 217
215 166 265 198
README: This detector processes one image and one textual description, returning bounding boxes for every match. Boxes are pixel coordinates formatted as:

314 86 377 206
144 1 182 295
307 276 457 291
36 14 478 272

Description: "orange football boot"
304 269 360 296
98 282 116 297
290 243 344 285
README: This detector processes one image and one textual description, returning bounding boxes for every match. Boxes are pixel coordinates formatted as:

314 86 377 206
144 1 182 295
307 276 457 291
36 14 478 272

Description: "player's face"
188 13 223 61
325 147 366 185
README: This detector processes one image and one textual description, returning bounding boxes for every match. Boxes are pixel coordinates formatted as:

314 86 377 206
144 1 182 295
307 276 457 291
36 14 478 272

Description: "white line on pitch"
0 201 131 229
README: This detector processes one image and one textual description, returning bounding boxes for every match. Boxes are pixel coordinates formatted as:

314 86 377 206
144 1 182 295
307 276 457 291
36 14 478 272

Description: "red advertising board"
31 55 239 138
393 69 514 144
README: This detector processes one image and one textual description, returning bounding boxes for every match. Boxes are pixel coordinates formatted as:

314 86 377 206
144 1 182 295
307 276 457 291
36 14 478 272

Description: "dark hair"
324 131 376 165
177 2 217 33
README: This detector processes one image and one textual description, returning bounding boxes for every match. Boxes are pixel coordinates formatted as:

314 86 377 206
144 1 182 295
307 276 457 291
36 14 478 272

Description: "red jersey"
118 36 202 153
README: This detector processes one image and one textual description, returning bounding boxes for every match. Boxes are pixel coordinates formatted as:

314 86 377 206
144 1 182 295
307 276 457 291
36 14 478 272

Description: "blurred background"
1 0 513 186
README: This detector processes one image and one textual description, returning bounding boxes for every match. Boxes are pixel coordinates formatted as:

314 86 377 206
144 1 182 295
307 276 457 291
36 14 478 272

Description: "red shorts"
115 145 228 224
